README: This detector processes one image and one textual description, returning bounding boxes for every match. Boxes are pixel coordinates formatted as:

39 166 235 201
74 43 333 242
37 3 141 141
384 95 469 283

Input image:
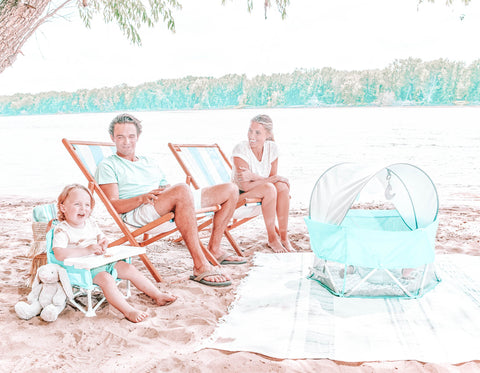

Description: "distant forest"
1 58 479 116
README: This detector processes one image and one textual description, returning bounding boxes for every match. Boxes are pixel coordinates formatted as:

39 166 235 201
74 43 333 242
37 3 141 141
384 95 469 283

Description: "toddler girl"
52 184 176 322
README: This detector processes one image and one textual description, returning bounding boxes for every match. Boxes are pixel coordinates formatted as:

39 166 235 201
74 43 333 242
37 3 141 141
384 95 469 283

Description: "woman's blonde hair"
57 184 95 221
251 114 274 141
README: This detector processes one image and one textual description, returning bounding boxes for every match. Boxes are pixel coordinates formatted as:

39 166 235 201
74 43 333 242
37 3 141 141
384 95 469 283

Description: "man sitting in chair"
95 113 246 287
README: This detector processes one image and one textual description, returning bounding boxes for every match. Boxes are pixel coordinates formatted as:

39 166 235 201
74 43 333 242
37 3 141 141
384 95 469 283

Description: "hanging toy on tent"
384 169 396 200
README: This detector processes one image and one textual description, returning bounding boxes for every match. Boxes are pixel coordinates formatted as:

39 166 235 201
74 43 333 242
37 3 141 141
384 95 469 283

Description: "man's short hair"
109 113 142 136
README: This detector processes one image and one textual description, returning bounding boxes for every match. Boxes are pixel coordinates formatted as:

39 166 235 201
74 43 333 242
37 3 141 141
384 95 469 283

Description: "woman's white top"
231 140 278 186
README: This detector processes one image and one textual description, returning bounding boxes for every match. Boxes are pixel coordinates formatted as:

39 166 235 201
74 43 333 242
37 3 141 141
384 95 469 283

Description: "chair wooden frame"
168 143 263 257
62 138 221 282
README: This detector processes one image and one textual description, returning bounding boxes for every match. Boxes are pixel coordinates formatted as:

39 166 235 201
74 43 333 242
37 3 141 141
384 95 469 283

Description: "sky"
0 0 478 95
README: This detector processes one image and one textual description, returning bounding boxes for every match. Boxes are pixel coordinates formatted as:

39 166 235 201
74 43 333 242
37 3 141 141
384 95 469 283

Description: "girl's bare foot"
153 293 177 306
267 239 288 253
281 239 295 252
126 309 149 323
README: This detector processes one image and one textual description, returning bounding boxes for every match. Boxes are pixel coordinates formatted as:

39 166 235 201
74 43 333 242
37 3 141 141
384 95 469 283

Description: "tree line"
1 58 480 116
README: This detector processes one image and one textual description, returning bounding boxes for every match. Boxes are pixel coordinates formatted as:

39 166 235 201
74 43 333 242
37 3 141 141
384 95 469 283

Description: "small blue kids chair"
45 216 138 317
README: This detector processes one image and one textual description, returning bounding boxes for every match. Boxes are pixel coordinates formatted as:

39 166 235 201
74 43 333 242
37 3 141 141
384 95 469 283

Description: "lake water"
1 107 479 209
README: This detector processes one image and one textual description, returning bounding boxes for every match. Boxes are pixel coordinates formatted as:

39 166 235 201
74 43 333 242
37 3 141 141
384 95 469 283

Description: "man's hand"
141 190 160 205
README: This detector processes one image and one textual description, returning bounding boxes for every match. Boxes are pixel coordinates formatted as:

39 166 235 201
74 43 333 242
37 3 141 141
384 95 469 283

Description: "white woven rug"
203 253 480 363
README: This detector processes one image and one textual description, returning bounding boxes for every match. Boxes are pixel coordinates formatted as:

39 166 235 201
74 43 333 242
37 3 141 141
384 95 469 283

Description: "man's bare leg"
153 183 230 284
201 183 241 260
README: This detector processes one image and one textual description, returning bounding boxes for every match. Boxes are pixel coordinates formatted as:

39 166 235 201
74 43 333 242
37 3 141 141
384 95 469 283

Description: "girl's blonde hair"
57 184 95 221
251 114 274 141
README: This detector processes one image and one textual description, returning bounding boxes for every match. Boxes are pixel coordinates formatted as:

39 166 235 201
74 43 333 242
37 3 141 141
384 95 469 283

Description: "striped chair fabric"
72 144 116 175
169 144 262 220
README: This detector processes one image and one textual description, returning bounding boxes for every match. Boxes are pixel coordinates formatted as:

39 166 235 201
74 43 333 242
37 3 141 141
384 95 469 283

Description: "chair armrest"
238 197 262 207
195 204 221 215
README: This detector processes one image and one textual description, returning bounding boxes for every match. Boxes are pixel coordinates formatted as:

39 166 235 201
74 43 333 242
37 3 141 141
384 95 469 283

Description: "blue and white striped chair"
169 143 262 256
62 139 221 282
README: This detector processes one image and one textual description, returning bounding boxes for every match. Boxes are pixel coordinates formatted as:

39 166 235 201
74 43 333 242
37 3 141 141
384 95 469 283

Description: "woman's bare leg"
275 181 294 252
241 183 286 253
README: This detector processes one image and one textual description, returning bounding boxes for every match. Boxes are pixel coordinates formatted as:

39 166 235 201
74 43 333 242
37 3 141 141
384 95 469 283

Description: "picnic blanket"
203 252 480 363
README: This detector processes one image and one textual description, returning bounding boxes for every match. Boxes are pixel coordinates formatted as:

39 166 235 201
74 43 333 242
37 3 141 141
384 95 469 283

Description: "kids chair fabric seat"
305 163 441 299
168 143 263 256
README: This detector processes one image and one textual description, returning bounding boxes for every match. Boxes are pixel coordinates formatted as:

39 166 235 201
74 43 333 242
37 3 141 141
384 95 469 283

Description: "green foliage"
79 0 181 45
1 58 480 116
222 0 290 19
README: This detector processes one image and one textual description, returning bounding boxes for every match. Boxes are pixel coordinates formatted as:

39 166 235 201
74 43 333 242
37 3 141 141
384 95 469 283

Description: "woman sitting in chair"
231 114 294 253
52 184 176 322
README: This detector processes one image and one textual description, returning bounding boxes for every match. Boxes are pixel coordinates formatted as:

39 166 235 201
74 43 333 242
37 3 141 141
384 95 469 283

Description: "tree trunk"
0 0 60 74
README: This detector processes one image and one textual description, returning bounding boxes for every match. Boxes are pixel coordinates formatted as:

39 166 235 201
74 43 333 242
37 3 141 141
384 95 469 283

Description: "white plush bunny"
15 263 74 322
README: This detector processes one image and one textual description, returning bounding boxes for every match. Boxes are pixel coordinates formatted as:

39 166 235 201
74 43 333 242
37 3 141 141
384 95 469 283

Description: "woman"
231 114 294 253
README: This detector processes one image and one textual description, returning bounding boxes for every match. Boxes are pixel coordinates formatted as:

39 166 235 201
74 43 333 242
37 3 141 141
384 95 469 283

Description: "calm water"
1 107 479 208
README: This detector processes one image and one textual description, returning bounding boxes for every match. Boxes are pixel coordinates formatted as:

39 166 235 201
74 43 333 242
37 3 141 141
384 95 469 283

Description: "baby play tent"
305 163 441 298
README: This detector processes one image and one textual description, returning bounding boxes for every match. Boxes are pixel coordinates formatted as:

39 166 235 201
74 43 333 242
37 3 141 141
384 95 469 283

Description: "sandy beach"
1 195 479 372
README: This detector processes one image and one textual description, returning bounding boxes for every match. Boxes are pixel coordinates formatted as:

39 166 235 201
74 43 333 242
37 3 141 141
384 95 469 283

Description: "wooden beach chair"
62 139 222 282
168 143 263 257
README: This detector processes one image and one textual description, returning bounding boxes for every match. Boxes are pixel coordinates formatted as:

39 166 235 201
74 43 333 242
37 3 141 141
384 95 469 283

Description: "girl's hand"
98 237 109 250
88 244 106 256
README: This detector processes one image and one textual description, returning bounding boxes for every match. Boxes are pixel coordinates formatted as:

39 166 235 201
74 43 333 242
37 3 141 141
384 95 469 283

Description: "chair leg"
224 230 244 257
85 289 96 317
138 253 162 283
199 241 220 266
125 280 131 298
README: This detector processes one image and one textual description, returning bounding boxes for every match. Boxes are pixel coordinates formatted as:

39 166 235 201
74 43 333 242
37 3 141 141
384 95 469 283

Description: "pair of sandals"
190 253 247 287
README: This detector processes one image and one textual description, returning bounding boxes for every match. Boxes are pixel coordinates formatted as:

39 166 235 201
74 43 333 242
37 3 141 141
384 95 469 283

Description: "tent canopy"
309 163 439 230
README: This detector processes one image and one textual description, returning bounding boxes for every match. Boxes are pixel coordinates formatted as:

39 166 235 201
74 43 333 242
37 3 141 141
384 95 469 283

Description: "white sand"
1 195 479 372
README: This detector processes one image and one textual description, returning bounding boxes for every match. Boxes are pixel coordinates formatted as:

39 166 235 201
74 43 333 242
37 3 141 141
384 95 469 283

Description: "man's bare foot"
125 309 149 323
193 264 231 284
281 239 295 252
215 252 247 265
153 293 177 306
267 239 288 253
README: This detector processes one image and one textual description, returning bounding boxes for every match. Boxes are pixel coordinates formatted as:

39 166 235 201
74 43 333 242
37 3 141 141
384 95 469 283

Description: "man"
95 113 245 287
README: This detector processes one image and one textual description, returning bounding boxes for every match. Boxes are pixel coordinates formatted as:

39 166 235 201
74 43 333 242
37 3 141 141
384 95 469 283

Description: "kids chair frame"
46 227 143 317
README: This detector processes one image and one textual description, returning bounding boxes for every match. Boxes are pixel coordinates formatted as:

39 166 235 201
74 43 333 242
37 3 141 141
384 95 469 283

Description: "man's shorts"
122 188 202 228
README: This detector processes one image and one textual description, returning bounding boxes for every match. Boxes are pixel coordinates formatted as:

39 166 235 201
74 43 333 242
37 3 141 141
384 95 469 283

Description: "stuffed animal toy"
15 263 74 322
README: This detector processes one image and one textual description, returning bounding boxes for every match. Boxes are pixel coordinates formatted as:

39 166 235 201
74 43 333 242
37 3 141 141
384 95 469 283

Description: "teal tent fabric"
306 163 440 298
305 212 438 268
